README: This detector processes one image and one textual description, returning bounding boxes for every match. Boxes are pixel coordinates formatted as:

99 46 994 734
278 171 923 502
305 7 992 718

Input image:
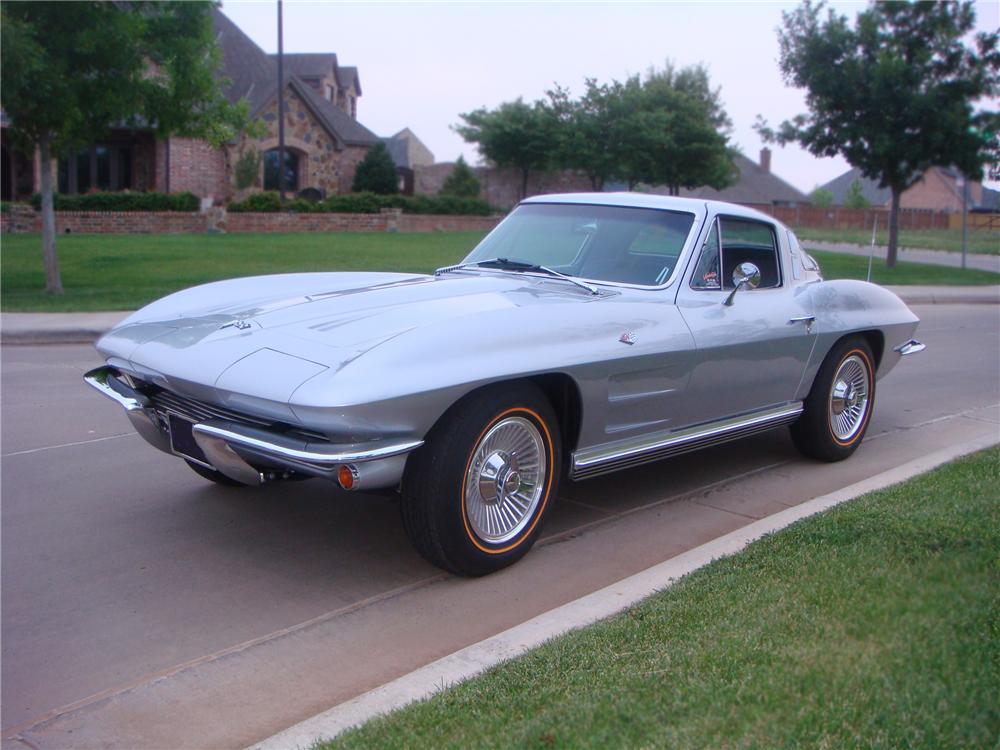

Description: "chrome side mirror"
724 262 761 306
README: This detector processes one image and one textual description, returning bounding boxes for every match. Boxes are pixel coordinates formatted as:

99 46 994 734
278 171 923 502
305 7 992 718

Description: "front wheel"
791 336 876 462
400 382 561 576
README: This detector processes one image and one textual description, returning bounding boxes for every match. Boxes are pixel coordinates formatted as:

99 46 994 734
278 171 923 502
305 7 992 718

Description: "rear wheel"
400 382 561 576
791 336 875 462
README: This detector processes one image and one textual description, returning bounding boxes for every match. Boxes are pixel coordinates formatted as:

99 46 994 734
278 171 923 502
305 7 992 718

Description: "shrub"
844 179 871 210
29 191 200 212
440 156 481 198
226 191 497 216
406 194 493 215
809 187 834 208
351 142 400 195
234 148 262 190
319 192 387 214
227 191 282 212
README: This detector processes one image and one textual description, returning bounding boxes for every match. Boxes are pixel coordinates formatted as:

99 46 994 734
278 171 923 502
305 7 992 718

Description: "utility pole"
277 0 286 204
958 174 969 270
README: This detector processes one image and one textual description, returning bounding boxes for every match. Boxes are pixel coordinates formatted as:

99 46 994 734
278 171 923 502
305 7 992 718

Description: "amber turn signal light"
337 464 358 491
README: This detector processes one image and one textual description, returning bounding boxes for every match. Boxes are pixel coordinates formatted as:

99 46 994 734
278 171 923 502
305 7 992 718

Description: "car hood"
97 271 609 415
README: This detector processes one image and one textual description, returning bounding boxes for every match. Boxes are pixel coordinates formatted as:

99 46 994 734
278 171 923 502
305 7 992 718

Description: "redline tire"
791 336 876 462
400 382 561 576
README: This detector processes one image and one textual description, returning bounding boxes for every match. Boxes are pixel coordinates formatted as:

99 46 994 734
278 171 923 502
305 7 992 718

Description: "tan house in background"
820 166 1000 212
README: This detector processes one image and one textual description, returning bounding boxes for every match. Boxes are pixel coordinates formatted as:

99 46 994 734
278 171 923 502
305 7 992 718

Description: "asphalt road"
3 304 998 750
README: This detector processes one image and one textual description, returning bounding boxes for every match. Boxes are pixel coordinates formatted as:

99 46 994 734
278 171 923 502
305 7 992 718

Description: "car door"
673 213 816 424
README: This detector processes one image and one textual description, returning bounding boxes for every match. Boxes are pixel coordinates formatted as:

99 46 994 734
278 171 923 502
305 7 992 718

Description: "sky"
221 0 1000 194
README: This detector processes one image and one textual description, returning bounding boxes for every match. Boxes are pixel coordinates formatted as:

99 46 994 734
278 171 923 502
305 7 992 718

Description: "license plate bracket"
168 413 211 467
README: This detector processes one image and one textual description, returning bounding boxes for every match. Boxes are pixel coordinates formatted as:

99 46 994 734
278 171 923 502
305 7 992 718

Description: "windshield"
462 203 697 287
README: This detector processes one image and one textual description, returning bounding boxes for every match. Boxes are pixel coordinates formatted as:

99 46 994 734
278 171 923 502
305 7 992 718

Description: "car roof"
520 192 783 226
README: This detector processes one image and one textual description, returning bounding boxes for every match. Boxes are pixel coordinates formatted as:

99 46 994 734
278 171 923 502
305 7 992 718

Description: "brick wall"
0 205 501 235
165 137 229 203
2 204 966 236
0 208 205 234
223 210 501 234
415 162 592 209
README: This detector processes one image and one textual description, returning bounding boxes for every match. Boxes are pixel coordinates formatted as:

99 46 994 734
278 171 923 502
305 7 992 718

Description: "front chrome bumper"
83 366 422 489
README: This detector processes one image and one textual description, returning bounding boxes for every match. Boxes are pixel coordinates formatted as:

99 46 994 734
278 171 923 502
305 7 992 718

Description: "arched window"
263 149 300 191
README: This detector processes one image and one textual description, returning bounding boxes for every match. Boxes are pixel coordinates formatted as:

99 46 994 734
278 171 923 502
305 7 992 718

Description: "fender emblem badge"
619 331 636 345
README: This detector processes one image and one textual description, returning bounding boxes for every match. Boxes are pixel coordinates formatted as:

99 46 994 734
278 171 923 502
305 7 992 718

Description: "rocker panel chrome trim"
571 403 803 479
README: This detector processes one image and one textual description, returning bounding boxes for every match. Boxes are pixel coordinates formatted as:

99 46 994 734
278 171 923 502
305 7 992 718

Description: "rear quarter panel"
795 279 921 400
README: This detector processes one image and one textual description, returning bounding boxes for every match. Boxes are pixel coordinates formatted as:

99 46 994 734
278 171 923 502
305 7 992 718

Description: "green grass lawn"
806 249 998 286
795 226 1000 255
319 447 1000 750
1 231 997 312
0 232 485 312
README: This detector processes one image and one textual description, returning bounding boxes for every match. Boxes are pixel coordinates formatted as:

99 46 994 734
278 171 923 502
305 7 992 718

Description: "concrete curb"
2 285 997 346
0 311 131 345
247 432 1000 750
885 285 1000 305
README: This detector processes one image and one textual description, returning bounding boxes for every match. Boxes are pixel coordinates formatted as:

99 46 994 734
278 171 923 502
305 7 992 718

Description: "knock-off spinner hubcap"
829 354 870 441
465 416 546 544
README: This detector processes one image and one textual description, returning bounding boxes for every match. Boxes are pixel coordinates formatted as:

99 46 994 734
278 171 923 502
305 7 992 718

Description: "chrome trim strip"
572 403 803 479
893 339 926 356
84 366 148 412
192 421 423 466
84 366 173 454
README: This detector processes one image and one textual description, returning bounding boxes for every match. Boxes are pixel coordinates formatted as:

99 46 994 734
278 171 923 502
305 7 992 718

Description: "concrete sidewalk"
805 240 1000 273
1 286 997 345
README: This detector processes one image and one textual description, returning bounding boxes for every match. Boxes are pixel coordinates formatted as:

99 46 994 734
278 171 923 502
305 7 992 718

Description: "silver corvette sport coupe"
86 194 924 575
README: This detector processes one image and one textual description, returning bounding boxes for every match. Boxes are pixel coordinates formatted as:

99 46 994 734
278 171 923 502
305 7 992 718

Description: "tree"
546 79 632 191
759 0 1000 267
456 99 558 199
546 65 735 194
843 179 870 209
440 155 481 198
352 142 399 194
810 186 834 207
640 63 736 195
1 2 253 294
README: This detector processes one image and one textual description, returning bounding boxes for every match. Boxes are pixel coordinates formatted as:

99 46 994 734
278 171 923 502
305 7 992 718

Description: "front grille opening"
130 377 329 443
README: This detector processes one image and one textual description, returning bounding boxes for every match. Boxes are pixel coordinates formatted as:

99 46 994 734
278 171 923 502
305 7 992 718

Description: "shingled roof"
678 153 808 206
211 9 375 146
278 53 338 80
819 167 892 207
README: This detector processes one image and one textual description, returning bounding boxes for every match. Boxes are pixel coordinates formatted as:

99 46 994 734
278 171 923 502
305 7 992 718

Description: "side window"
691 219 721 289
718 217 781 289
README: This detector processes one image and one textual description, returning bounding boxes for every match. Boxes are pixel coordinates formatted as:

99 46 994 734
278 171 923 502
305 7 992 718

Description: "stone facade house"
1 8 382 202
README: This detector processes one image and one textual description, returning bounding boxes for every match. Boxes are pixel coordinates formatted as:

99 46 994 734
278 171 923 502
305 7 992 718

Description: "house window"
58 144 134 193
263 148 300 191
327 84 337 102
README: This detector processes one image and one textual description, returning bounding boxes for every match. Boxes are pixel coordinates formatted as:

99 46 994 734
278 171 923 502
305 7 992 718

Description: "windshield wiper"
434 257 599 295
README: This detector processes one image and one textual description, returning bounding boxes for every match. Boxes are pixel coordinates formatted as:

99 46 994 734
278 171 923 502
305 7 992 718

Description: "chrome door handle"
789 315 816 324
